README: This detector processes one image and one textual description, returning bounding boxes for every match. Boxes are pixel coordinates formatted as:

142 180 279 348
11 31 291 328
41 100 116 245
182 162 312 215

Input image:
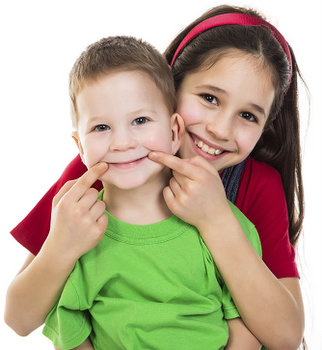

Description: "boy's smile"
73 70 181 190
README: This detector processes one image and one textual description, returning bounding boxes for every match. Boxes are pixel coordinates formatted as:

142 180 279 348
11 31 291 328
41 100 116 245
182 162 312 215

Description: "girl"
5 5 305 349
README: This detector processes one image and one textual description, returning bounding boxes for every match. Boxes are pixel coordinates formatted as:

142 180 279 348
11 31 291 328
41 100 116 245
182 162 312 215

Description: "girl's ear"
72 131 85 163
170 113 185 155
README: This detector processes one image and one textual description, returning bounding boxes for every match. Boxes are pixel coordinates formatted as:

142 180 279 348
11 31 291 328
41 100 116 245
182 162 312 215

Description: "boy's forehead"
76 70 171 120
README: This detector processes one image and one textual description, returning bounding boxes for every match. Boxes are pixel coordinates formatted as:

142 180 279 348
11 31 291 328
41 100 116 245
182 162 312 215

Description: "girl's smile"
176 49 275 172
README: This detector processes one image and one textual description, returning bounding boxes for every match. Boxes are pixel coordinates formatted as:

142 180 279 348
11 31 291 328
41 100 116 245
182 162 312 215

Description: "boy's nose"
109 129 137 152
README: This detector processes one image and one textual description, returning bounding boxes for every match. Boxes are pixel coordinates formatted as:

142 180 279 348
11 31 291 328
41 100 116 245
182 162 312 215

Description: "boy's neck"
102 168 172 225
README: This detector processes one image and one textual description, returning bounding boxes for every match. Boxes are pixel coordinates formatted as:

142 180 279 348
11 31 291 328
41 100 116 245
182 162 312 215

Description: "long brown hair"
164 5 304 246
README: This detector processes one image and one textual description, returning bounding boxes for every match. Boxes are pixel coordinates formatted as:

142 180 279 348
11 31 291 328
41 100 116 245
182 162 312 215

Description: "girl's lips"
109 156 147 169
189 133 229 160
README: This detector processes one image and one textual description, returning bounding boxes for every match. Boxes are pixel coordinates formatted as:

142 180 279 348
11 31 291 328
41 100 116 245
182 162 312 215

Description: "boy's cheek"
143 134 173 154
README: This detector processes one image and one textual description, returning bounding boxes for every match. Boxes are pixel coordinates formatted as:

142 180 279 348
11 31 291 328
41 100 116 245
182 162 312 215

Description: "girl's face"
176 51 275 172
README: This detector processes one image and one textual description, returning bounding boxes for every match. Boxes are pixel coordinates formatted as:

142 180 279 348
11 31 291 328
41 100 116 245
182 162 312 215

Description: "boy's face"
74 70 182 190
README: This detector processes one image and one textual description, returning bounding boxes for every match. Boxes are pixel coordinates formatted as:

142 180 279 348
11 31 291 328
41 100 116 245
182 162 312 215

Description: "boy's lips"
108 156 148 169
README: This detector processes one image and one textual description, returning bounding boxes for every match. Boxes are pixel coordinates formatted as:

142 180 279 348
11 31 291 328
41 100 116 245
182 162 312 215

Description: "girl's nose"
109 129 137 152
205 113 233 141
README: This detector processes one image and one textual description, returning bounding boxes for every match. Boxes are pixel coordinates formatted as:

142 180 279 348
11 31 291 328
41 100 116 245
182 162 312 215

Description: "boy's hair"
70 36 176 127
164 5 304 246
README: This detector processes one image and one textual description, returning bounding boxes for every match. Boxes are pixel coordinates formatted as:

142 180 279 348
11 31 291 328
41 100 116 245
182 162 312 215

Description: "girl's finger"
78 187 101 211
169 176 182 197
162 186 175 209
52 179 77 207
68 162 108 202
89 199 107 221
148 151 198 179
187 155 219 176
172 170 190 188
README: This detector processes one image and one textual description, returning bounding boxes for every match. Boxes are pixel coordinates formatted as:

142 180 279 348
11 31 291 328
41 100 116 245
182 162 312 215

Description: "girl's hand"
46 162 109 261
148 151 232 232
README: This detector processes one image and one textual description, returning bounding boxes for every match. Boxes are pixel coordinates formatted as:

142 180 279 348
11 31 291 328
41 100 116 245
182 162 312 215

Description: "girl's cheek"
177 97 202 126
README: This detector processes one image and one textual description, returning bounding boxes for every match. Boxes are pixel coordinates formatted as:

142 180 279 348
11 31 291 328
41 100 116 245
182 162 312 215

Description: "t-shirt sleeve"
236 159 299 279
10 155 102 256
43 263 92 349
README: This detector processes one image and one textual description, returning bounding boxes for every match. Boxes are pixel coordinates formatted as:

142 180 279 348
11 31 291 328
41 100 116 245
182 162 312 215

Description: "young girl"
5 5 304 349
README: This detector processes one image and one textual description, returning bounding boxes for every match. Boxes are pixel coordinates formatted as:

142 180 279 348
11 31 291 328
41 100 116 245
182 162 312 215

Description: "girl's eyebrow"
197 84 267 118
249 103 266 119
197 84 227 95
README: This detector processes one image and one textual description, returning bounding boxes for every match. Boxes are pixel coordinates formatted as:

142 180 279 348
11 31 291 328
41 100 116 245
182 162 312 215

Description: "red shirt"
10 155 299 279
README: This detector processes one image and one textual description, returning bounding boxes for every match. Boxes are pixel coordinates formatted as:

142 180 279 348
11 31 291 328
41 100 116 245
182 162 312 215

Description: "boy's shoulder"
227 200 262 258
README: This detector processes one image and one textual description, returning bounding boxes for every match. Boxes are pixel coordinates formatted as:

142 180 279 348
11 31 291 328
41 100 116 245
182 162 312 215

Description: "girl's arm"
149 152 304 350
226 319 261 350
55 337 94 350
5 163 108 336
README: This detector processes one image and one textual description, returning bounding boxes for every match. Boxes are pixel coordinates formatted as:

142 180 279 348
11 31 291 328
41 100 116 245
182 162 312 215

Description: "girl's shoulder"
237 159 299 279
236 158 287 229
243 158 282 185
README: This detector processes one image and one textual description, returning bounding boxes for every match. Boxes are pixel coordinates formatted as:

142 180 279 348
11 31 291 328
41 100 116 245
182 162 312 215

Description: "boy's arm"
4 163 108 336
54 337 94 350
226 318 261 350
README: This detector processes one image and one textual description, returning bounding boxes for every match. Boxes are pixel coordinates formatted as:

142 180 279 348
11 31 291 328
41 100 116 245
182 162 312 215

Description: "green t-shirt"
43 195 261 350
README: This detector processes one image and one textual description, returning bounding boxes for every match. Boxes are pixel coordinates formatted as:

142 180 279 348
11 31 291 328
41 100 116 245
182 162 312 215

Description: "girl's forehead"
187 50 273 86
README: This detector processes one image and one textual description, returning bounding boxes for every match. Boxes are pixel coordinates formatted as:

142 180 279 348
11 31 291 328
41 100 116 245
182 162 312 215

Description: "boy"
42 36 262 349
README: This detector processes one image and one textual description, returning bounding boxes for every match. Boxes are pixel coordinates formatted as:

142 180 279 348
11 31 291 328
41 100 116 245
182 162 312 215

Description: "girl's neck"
102 169 172 225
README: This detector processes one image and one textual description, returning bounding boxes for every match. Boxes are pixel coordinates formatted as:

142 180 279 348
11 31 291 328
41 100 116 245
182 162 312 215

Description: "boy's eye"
132 117 149 125
94 124 110 132
200 94 218 105
240 112 258 123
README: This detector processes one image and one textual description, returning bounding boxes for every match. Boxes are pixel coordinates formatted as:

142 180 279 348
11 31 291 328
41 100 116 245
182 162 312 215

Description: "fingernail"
98 162 107 169
149 152 157 158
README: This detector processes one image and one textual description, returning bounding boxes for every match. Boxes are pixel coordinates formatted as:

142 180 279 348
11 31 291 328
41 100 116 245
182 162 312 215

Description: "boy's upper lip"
108 155 148 164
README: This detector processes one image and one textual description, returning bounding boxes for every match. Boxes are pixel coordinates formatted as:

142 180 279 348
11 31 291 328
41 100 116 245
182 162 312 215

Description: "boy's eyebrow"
197 84 267 118
85 109 159 124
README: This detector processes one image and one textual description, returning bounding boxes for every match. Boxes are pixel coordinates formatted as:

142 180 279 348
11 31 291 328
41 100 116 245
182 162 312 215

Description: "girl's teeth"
194 139 223 156
201 144 209 152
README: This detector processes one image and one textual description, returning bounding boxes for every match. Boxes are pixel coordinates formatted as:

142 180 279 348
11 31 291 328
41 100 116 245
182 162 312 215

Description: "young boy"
42 36 262 350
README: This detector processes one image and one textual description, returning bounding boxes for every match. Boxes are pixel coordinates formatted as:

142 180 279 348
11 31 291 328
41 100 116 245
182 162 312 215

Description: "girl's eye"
94 124 110 132
132 117 149 126
200 94 218 105
240 112 258 123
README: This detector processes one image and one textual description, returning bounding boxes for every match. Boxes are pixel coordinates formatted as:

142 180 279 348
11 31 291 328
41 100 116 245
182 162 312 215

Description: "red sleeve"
10 155 103 256
235 158 300 279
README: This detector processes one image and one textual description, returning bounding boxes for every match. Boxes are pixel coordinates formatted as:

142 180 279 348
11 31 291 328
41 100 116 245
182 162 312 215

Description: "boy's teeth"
194 139 223 156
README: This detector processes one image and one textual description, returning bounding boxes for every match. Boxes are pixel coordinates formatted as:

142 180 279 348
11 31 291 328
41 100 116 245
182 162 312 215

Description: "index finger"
148 151 197 179
69 162 108 201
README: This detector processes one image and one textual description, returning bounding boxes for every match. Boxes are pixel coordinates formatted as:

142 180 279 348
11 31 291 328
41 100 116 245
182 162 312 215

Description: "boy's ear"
72 131 85 163
170 113 185 155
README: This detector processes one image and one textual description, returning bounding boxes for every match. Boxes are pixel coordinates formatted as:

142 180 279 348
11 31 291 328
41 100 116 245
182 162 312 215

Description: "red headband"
170 13 292 91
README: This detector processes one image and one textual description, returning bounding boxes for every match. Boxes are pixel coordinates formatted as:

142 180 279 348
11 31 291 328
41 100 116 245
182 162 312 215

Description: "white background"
0 0 321 348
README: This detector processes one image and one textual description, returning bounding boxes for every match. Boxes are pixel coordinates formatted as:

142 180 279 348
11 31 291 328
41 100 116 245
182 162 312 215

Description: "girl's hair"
69 36 176 127
164 5 304 246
